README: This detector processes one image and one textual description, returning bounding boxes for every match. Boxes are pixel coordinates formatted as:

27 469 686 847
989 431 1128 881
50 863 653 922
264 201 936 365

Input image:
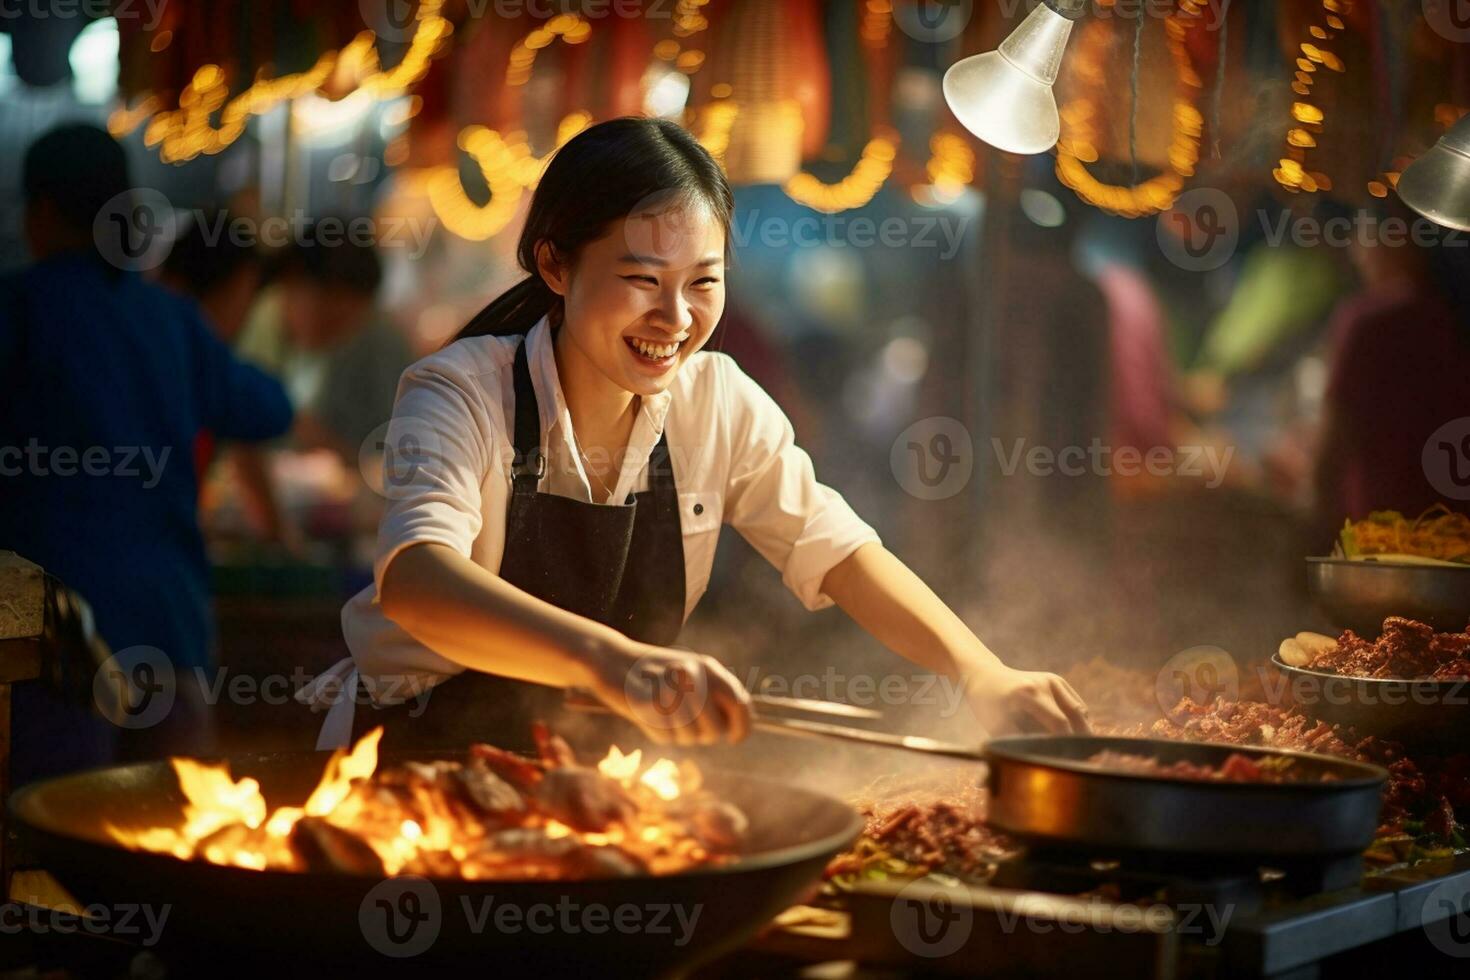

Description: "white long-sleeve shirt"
299 316 880 747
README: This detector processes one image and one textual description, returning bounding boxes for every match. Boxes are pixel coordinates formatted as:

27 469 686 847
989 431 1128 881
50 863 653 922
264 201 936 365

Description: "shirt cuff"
373 531 472 596
781 497 881 611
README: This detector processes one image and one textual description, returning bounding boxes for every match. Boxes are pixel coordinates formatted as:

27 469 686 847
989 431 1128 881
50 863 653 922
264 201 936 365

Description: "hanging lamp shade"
942 0 1085 155
706 0 830 183
1396 114 1470 232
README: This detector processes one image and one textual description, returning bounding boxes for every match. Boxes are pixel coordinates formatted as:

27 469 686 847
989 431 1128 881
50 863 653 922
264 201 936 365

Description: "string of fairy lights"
1271 1 1466 201
101 1 1464 236
1272 0 1348 195
108 0 452 164
1053 0 1204 218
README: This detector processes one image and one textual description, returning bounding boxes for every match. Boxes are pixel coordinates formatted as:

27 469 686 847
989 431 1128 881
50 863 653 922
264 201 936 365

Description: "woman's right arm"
378 532 750 746
380 540 621 690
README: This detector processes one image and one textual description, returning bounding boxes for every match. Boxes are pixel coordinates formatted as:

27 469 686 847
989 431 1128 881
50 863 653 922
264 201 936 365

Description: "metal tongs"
564 688 986 763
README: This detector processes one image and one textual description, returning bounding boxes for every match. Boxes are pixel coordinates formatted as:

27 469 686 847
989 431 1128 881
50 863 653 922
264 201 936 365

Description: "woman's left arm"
821 542 1090 736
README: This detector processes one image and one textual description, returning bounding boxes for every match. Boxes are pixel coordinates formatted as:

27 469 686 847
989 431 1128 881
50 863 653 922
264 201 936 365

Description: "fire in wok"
10 726 860 973
102 723 745 880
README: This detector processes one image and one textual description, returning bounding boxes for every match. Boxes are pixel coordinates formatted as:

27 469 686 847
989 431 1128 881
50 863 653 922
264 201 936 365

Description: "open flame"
104 727 738 880
595 747 691 801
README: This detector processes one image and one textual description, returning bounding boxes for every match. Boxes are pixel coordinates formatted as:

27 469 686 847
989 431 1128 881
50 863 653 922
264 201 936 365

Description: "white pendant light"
942 0 1087 156
1396 114 1470 233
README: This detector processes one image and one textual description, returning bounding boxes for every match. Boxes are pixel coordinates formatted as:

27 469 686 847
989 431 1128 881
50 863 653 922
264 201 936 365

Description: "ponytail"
454 274 560 342
444 117 733 348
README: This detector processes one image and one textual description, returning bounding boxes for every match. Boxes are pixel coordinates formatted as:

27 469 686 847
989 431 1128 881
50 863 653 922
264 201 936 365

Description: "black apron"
354 331 687 750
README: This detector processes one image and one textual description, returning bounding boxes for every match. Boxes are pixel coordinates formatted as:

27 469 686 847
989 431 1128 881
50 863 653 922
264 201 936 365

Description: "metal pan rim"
982 734 1389 790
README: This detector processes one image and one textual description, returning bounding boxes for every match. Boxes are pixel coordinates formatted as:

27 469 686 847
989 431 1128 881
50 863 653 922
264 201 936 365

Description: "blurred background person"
0 124 293 781
236 224 412 464
1077 214 1178 472
1313 200 1470 544
157 209 263 344
157 211 295 549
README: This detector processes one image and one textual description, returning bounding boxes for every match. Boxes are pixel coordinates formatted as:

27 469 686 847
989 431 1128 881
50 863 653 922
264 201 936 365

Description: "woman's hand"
820 545 1091 737
583 637 752 746
966 666 1090 736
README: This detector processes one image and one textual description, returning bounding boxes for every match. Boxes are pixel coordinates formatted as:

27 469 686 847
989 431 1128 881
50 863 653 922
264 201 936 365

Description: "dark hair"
161 211 261 298
267 218 383 295
454 116 734 342
23 123 131 234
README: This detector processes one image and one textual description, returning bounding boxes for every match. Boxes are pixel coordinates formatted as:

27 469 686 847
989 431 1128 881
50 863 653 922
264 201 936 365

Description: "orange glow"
105 729 717 878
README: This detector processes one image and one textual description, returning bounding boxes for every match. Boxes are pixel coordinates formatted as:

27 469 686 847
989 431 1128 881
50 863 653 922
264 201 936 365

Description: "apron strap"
647 426 676 500
510 337 545 490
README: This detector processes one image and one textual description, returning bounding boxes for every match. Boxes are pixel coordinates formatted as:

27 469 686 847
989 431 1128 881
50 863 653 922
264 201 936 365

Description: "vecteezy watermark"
730 210 970 261
93 192 438 273
186 209 437 257
94 646 177 731
1424 0 1470 43
358 417 446 500
1255 210 1467 251
890 877 974 958
1424 418 1470 502
363 0 674 43
94 188 178 274
1156 646 1239 714
360 876 442 958
1421 876 1470 958
358 876 703 958
625 193 970 264
747 667 969 719
1157 187 1468 272
94 655 437 730
995 894 1232 945
893 0 1230 45
0 899 171 946
624 655 711 735
1256 669 1470 710
0 440 171 487
891 0 973 43
460 895 702 945
990 438 1236 489
0 0 167 29
892 417 974 501
1156 188 1240 272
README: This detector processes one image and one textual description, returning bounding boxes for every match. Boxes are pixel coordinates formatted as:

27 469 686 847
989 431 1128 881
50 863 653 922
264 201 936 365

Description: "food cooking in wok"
1082 748 1335 783
102 722 747 880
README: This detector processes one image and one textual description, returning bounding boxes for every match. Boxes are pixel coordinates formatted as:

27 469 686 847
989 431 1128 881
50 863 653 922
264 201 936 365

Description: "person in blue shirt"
0 124 294 783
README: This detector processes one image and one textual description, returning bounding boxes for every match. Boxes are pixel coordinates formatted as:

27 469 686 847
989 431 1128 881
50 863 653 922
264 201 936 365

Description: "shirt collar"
524 316 674 498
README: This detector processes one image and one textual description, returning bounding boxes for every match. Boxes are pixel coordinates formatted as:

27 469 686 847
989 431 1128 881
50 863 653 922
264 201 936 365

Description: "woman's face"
540 201 727 398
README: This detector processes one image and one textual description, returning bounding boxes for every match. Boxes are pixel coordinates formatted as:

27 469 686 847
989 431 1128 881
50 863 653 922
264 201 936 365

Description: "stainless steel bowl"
1306 557 1470 635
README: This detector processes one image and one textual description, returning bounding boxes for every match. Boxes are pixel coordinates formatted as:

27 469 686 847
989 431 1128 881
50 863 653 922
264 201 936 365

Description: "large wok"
9 750 861 977
984 735 1388 859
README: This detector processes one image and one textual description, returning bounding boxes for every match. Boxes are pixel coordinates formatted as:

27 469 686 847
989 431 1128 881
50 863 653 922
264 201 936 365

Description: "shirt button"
693 502 704 516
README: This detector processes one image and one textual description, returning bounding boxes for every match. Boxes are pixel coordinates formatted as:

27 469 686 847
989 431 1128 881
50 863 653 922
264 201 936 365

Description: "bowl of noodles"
1308 505 1470 635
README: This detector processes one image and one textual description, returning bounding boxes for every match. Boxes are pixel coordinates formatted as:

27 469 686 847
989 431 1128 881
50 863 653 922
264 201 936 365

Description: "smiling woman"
297 116 1089 755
